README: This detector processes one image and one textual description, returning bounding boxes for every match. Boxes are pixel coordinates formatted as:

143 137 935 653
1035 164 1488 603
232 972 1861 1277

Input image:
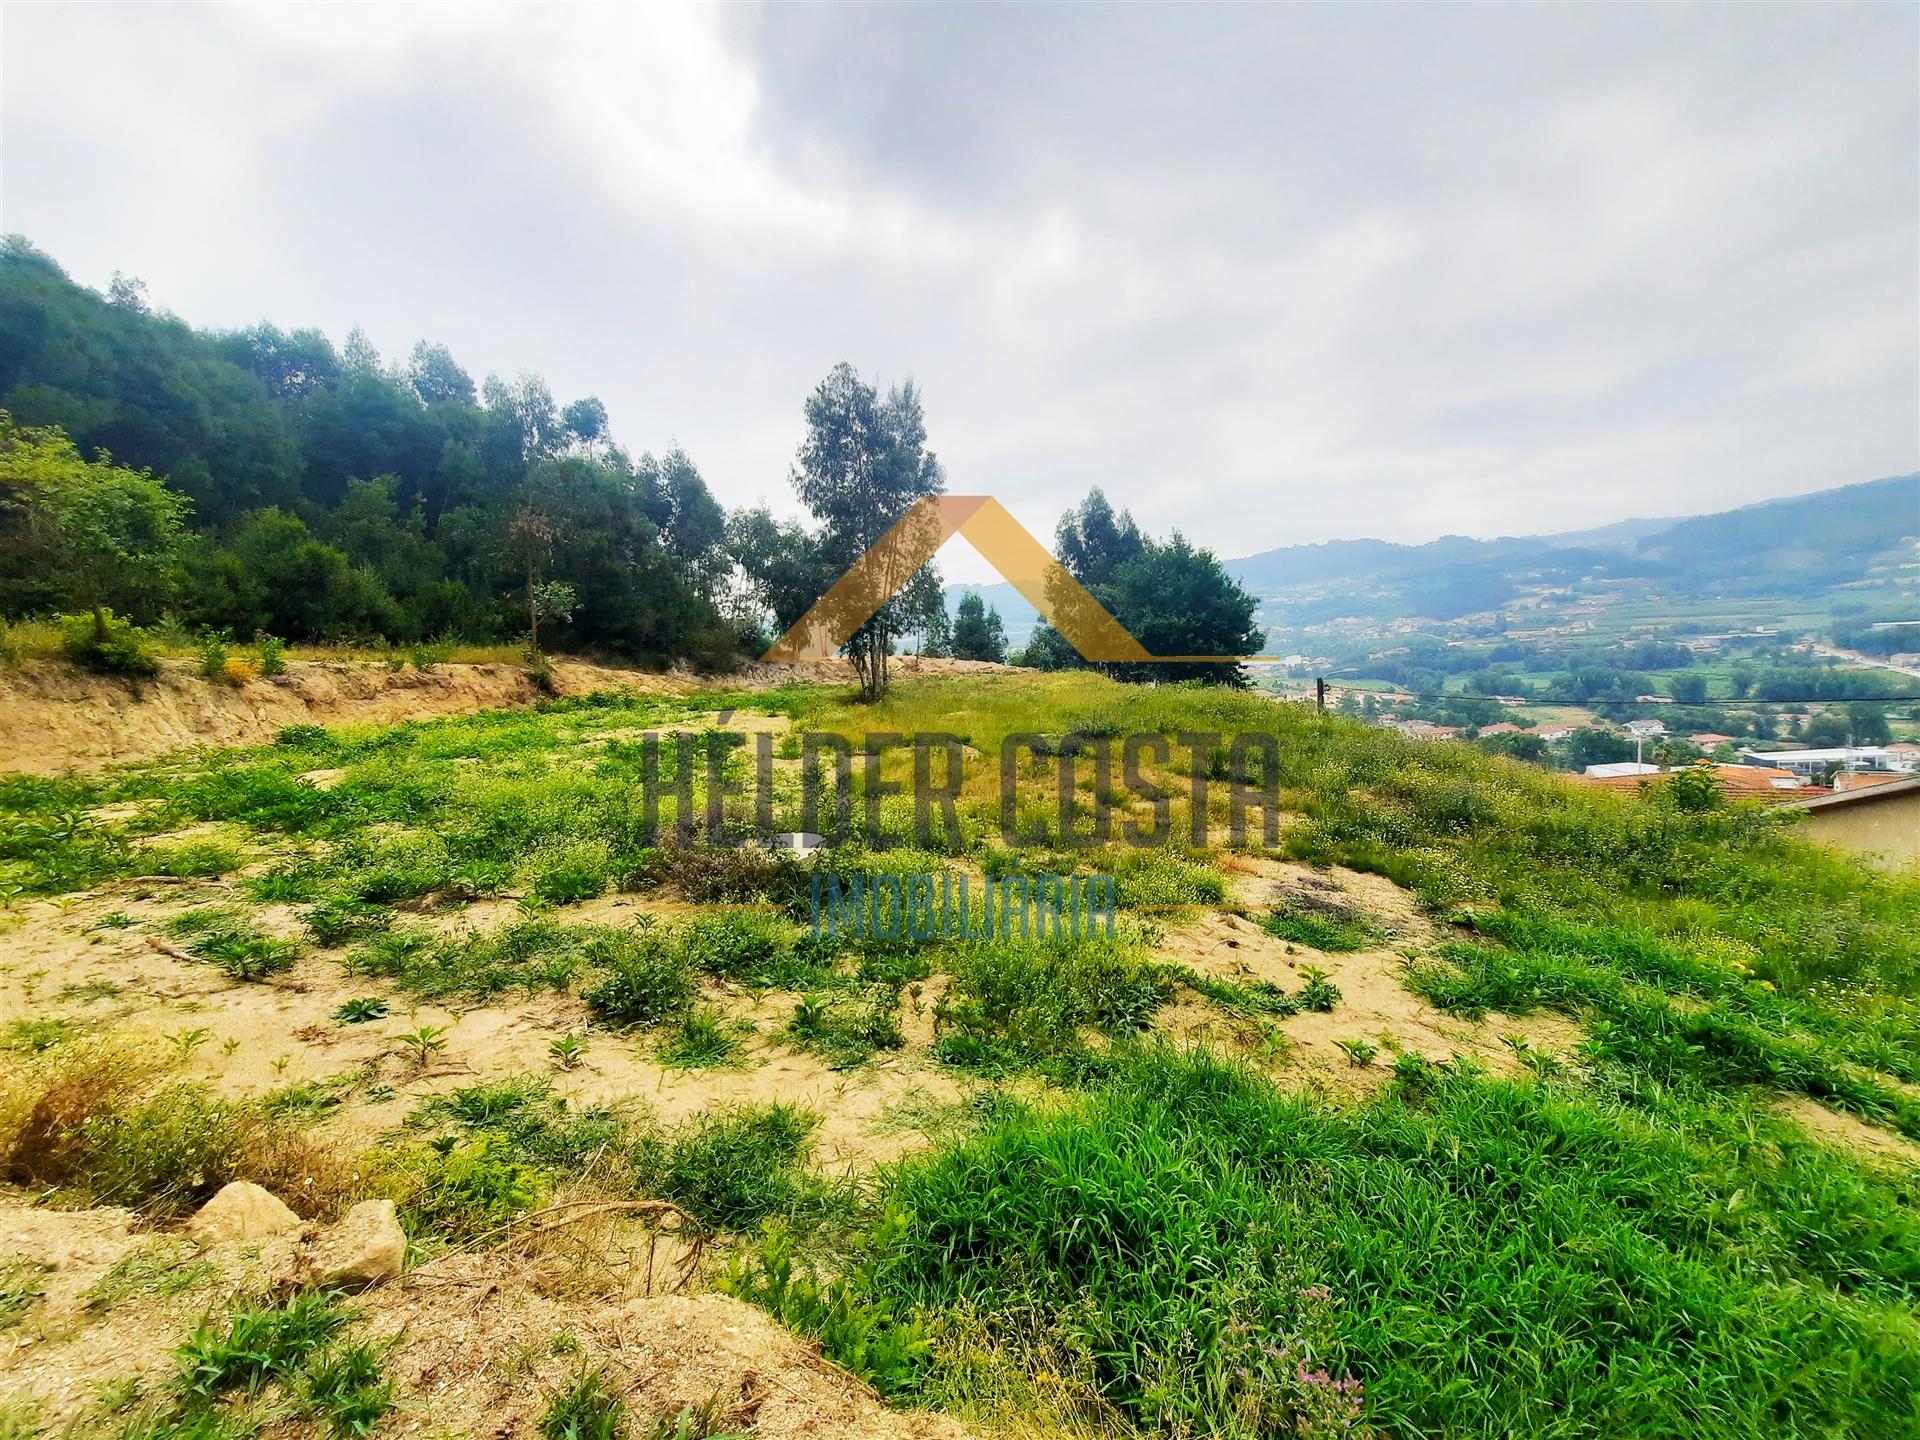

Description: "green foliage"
538 1367 626 1440
660 1103 818 1231
176 1290 349 1399
58 609 161 675
171 912 298 981
393 1136 541 1241
1298 965 1341 1012
303 896 392 947
0 254 743 664
256 634 286 676
331 997 388 1024
196 635 229 683
950 592 1008 664
657 1008 748 1070
582 930 699 1026
720 1216 930 1397
787 988 906 1069
302 1341 395 1439
871 1047 1920 1439
353 917 594 1000
934 938 1172 1076
1 413 190 639
134 839 242 880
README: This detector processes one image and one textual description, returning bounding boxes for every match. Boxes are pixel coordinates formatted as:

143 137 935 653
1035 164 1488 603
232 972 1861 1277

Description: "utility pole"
1315 677 1327 715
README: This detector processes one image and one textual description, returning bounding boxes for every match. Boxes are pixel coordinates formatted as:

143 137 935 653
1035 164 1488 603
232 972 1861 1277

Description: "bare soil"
0 655 1015 776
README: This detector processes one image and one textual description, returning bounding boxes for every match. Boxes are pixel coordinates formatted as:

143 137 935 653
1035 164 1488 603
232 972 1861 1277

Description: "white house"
1738 746 1912 776
1624 719 1667 739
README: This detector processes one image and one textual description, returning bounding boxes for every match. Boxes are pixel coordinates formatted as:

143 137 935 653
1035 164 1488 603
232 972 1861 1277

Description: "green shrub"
720 1215 928 1397
529 853 608 906
303 897 393 947
392 1137 542 1241
256 636 287 678
584 932 698 1027
276 724 329 749
657 1009 748 1069
787 989 905 1069
175 915 299 981
334 832 449 904
245 861 320 902
661 1103 816 1231
197 635 229 683
59 611 159 676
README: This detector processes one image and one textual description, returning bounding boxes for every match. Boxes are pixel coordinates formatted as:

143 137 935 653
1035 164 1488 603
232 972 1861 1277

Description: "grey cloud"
2 3 1913 576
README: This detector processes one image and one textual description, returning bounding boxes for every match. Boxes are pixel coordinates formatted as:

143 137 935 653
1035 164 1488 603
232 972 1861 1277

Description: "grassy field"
0 670 1915 1439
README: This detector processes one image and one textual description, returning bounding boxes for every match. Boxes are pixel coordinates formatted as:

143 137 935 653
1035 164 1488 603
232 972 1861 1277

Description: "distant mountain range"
946 473 1919 646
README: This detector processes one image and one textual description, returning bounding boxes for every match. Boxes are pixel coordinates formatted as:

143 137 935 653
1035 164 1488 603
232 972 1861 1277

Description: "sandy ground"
0 1195 969 1440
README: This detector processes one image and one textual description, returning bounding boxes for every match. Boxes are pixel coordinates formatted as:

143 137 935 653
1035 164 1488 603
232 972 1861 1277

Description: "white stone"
308 1199 406 1287
186 1181 302 1244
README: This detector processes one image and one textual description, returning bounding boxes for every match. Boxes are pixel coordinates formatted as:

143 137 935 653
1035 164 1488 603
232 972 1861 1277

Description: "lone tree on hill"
788 363 946 701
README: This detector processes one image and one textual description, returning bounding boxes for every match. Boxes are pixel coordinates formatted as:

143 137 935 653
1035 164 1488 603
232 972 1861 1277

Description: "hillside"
949 473 1917 652
0 670 1915 1439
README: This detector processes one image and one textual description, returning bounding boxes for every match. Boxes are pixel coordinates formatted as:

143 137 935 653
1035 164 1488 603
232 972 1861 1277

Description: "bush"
197 635 230 683
257 635 287 677
303 896 393 948
59 611 159 676
787 989 906 1069
390 1137 542 1241
656 1008 747 1069
660 1103 816 1230
720 1215 929 1397
583 932 698 1026
0 1048 352 1217
169 911 300 980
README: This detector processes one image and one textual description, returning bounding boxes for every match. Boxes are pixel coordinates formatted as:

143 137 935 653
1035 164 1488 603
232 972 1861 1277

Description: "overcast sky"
2 3 1915 580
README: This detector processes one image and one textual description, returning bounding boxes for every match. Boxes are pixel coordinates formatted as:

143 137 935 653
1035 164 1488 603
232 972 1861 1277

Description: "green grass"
656 1008 751 1069
538 1367 626 1440
932 935 1173 1077
868 1046 1920 1439
5 668 1920 1436
85 1241 215 1312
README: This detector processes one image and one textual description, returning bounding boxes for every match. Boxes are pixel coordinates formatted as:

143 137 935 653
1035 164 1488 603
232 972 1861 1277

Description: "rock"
186 1181 302 1244
308 1199 406 1287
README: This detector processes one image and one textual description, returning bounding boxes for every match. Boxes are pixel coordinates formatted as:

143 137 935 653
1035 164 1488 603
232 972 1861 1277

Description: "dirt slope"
0 655 1013 776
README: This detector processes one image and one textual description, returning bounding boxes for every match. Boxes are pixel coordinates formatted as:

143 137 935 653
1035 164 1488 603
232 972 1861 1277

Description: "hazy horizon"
3 4 1915 582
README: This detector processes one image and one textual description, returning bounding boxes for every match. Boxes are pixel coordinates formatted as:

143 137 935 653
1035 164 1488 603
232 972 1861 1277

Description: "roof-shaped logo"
762 495 1249 664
